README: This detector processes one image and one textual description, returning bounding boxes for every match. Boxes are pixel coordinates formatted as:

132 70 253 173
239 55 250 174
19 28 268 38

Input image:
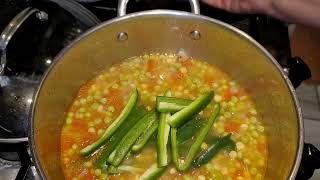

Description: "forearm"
265 0 320 28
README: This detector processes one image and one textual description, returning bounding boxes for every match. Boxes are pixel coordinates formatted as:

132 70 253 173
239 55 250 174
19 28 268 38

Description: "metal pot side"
30 10 303 180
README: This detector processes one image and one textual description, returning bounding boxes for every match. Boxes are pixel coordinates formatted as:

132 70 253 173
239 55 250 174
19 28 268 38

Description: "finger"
201 0 257 14
201 0 239 13
201 0 225 9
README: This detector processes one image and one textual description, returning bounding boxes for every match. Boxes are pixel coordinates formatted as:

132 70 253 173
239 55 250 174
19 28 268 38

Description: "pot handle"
296 143 320 179
117 0 201 17
282 57 311 88
0 7 44 75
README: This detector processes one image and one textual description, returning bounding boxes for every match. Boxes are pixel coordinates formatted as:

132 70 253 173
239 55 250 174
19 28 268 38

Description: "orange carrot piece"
224 121 240 134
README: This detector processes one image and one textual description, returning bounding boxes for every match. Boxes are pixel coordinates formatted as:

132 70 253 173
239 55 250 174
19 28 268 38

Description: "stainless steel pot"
0 1 100 144
30 0 303 179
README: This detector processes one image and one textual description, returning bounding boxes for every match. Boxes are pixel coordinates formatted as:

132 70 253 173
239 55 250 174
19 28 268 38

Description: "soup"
61 54 267 180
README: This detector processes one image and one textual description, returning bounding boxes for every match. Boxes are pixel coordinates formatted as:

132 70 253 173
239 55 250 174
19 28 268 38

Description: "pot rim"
29 9 304 180
0 137 28 143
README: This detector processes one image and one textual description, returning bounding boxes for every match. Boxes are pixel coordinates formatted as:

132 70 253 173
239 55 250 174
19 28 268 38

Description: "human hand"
202 0 320 28
201 0 272 14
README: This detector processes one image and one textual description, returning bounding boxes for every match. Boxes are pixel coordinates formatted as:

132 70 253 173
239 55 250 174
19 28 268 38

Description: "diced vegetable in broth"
60 53 267 180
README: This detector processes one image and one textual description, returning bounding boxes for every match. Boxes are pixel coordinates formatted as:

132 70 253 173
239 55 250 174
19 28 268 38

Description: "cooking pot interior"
31 11 302 180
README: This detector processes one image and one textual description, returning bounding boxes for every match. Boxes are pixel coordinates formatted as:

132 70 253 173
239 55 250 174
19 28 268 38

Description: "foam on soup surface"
61 54 267 180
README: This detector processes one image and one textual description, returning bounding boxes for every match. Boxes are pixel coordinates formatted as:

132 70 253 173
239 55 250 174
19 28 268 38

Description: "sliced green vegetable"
107 165 143 174
156 96 192 113
171 103 220 171
194 134 235 166
107 165 119 174
177 117 205 144
107 111 157 167
168 91 214 128
95 106 147 169
132 120 159 152
138 163 167 180
80 89 139 156
157 91 172 167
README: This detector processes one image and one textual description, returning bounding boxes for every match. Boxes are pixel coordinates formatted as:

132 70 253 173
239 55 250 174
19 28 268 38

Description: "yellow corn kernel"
257 125 265 132
180 67 188 73
95 169 101 176
198 175 205 180
63 157 69 164
72 144 77 150
67 112 74 117
84 161 92 168
214 95 222 102
98 129 105 136
95 118 102 124
66 118 72 124
229 151 237 159
201 143 208 150
236 176 245 180
85 112 91 118
100 174 108 180
236 142 245 150
88 127 95 133
249 108 257 115
169 168 176 174
104 117 111 124
244 158 250 165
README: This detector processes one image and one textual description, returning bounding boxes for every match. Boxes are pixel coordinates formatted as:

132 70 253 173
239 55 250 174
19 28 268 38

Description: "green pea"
224 112 232 118
87 96 93 102
94 93 102 100
100 98 107 104
111 84 119 89
80 98 86 105
231 96 238 102
250 168 257 175
91 103 100 110
211 169 224 180
106 111 112 116
79 108 85 113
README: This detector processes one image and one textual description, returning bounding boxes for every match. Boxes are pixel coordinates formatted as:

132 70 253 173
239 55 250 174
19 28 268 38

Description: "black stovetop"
0 0 298 179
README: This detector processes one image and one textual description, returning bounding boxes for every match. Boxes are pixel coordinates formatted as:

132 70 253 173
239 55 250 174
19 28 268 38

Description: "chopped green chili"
168 91 214 128
171 103 220 171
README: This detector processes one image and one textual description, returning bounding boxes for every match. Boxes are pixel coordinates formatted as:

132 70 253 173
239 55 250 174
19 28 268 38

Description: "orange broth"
61 54 267 180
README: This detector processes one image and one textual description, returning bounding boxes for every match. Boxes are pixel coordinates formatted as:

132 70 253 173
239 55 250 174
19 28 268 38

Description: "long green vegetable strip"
138 163 167 180
107 165 143 174
80 89 139 156
195 134 235 166
107 111 157 167
132 120 159 152
171 103 220 171
168 91 214 128
95 106 147 170
157 91 172 167
156 96 192 113
177 117 205 144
